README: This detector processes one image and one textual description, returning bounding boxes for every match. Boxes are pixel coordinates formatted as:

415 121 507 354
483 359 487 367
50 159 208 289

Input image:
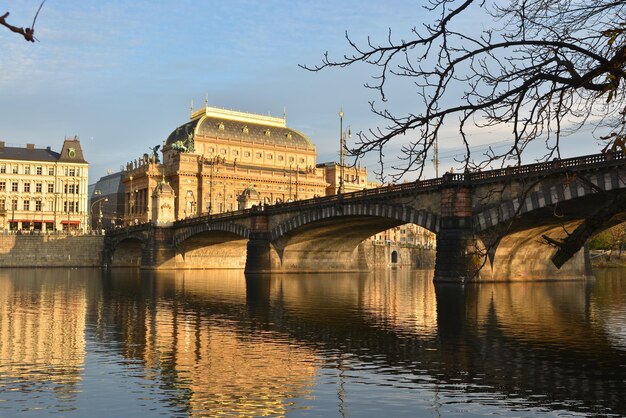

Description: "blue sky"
0 1 602 182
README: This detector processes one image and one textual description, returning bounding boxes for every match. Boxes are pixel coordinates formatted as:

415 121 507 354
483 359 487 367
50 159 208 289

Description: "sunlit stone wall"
0 235 104 267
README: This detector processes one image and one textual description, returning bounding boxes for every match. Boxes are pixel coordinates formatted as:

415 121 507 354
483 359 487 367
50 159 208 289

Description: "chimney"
26 143 35 150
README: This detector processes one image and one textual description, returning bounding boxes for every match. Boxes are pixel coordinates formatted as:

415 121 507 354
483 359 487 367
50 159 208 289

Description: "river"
0 268 625 417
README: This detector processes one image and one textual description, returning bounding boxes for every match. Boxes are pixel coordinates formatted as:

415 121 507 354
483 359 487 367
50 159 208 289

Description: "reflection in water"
0 267 625 416
0 269 86 414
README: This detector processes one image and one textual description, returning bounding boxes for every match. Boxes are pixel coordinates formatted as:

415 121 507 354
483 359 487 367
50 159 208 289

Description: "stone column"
434 175 475 284
142 225 177 269
244 210 278 273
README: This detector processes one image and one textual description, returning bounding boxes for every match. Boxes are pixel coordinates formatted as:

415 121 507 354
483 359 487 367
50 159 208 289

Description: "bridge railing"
468 151 625 182
112 150 626 231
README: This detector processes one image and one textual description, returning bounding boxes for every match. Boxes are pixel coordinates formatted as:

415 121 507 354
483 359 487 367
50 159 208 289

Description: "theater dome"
165 106 313 150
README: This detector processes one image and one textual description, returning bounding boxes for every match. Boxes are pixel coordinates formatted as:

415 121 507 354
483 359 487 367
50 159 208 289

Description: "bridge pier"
244 213 280 274
245 233 275 273
142 226 178 269
434 181 477 284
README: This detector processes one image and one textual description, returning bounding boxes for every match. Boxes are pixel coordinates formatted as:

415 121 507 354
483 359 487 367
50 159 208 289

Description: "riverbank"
591 252 626 268
0 234 104 267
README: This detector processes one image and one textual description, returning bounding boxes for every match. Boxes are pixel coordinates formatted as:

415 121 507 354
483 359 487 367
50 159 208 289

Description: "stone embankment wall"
0 234 105 267
358 242 435 269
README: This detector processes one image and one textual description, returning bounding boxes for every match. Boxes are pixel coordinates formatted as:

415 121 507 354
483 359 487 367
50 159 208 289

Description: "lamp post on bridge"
338 109 351 194
208 156 216 215
91 196 108 231
128 175 135 225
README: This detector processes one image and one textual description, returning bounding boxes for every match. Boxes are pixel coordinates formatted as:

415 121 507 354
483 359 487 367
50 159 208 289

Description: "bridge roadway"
105 151 626 283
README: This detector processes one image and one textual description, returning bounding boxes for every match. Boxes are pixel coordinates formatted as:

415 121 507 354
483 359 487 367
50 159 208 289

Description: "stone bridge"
104 151 626 283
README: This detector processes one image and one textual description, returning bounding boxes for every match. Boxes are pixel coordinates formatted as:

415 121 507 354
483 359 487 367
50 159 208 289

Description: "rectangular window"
35 200 42 211
23 200 29 211
11 182 18 192
12 165 18 174
48 167 54 176
35 183 42 193
0 200 5 211
36 166 42 175
0 181 5 191
11 200 17 210
47 183 54 193
24 166 30 175
23 183 30 192
69 168 76 177
0 164 5 173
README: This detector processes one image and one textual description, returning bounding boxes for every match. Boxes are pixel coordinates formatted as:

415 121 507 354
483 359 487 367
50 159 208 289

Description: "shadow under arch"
109 237 144 267
175 230 249 269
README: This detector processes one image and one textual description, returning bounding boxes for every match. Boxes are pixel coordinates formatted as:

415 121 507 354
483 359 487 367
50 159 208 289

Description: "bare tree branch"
0 1 46 43
302 0 626 181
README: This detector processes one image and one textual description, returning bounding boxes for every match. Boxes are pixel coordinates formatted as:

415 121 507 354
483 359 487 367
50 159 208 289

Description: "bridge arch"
472 170 626 281
173 222 250 247
107 235 147 267
270 203 438 241
173 222 251 269
268 203 438 272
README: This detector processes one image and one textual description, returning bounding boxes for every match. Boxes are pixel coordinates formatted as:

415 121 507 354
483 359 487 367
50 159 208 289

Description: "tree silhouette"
302 0 626 180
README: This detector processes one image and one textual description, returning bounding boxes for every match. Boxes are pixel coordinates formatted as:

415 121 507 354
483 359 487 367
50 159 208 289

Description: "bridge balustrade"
117 150 626 230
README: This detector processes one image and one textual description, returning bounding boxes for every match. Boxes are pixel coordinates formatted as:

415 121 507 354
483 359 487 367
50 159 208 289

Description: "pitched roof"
58 138 87 163
0 145 60 162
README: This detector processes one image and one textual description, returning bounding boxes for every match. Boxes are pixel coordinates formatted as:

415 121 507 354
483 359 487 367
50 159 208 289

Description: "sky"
0 0 604 183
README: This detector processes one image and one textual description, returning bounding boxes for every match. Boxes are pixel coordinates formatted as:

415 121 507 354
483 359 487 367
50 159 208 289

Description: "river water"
0 267 625 417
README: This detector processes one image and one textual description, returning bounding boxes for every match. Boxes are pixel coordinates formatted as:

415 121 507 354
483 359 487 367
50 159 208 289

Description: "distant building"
370 224 435 248
88 171 125 230
316 161 368 195
0 137 88 232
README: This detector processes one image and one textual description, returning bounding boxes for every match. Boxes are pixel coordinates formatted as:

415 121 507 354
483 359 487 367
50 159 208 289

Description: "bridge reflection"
1 269 624 415
86 269 626 416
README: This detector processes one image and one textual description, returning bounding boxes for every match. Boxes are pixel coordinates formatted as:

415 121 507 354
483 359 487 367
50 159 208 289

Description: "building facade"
88 171 125 230
316 161 369 195
123 105 329 224
0 138 88 232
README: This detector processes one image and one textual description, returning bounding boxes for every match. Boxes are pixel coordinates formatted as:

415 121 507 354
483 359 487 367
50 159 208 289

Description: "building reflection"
91 269 317 416
86 268 626 416
0 270 86 409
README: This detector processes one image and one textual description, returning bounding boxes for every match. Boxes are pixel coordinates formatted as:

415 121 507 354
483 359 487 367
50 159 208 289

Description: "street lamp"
338 109 350 194
91 196 108 231
129 175 134 224
284 164 293 201
209 158 214 214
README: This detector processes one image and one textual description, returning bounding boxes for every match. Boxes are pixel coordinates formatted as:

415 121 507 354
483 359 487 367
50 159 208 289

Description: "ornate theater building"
123 105 332 224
